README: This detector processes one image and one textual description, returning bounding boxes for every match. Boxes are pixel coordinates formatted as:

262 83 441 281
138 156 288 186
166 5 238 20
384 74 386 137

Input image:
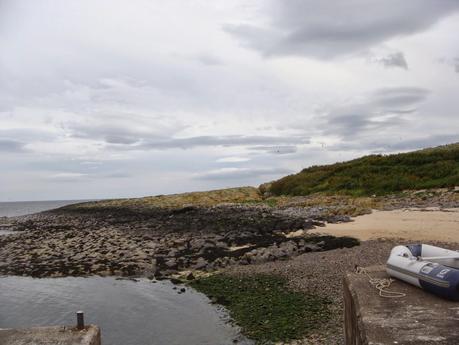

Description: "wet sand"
316 208 459 243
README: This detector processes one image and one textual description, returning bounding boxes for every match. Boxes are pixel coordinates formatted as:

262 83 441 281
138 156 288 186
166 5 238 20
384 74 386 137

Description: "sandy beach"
316 208 459 243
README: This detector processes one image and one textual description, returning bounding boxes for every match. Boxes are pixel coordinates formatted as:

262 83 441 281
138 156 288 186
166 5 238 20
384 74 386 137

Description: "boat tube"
386 244 459 301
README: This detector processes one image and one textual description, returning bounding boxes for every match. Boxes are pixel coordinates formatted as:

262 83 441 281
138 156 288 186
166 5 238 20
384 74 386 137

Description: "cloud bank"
0 0 458 200
225 0 459 58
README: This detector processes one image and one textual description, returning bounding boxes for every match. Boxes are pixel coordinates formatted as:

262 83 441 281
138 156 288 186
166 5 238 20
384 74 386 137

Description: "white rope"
356 266 406 298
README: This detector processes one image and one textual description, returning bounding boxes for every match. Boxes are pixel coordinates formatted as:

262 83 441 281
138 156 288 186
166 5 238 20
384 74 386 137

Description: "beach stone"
193 257 208 270
164 258 177 269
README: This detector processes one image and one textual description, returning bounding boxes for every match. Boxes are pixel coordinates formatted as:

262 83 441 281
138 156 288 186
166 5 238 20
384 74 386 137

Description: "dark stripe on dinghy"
387 263 450 288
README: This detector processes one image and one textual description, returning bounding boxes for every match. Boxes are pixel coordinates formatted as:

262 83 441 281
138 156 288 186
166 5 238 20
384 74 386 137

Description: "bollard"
76 311 85 329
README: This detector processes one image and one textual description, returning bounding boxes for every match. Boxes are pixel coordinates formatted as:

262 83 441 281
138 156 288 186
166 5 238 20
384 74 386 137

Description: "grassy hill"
66 186 262 210
268 143 459 197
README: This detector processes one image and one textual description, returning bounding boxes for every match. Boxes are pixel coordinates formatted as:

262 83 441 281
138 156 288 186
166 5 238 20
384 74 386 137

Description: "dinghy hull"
386 245 459 301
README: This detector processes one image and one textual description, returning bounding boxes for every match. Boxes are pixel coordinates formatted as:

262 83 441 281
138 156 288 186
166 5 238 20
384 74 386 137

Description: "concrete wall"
0 325 101 345
343 274 367 345
344 265 459 345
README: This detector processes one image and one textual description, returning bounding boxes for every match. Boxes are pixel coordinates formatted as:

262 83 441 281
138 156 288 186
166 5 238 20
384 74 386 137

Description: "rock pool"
0 276 252 345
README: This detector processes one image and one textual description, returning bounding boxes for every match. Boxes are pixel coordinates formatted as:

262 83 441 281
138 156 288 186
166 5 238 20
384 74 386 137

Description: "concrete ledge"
344 265 459 345
0 325 100 345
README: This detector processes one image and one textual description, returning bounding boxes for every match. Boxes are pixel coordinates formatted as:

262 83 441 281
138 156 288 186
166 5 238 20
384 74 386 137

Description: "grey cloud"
103 172 131 178
372 87 430 107
249 145 298 154
373 52 408 69
0 139 25 152
193 54 224 66
25 157 133 180
326 110 400 136
47 171 131 183
104 135 139 145
225 0 459 58
136 135 309 151
66 123 141 145
327 113 406 137
438 57 459 73
65 114 186 146
0 129 56 143
195 167 293 181
327 134 458 152
66 129 309 153
46 173 89 183
380 135 458 151
380 109 417 115
324 87 430 137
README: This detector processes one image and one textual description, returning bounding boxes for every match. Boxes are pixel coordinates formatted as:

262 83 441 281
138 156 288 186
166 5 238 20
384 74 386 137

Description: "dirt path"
315 208 459 243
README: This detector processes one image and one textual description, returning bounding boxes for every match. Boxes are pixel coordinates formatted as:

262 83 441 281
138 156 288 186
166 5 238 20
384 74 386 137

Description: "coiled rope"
355 266 406 298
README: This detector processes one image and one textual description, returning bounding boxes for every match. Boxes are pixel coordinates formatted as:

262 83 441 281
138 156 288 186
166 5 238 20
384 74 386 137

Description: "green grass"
269 142 459 197
190 274 331 344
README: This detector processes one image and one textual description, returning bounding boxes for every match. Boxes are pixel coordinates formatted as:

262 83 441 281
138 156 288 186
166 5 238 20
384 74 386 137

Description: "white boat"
386 244 459 301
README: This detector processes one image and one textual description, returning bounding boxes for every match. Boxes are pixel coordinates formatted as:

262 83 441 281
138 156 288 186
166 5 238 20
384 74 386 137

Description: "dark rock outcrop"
0 204 357 278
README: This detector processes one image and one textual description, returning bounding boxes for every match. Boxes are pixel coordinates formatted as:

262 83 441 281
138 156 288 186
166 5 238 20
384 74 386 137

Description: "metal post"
76 311 85 329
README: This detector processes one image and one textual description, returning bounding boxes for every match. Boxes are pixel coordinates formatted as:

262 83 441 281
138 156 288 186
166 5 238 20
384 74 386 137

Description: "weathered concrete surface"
0 325 100 345
344 265 459 345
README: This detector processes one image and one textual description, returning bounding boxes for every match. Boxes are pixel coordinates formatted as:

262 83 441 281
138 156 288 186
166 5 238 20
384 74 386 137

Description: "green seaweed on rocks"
190 274 331 344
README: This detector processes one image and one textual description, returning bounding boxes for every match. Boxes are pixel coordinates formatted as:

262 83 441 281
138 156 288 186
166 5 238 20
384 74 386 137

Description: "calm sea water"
0 200 90 217
0 276 252 345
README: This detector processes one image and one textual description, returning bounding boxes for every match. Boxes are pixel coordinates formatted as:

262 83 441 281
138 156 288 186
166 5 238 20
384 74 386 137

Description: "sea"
0 200 89 218
0 201 252 345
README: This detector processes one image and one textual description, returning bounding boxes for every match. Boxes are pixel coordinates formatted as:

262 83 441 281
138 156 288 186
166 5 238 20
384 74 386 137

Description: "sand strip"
315 208 459 243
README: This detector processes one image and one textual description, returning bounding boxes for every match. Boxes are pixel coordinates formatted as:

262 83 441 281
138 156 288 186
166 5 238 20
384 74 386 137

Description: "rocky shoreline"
1 190 458 345
0 204 357 278
2 187 457 279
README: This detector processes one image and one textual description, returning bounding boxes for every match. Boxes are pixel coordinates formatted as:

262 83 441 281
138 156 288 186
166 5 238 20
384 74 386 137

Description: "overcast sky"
1 0 458 201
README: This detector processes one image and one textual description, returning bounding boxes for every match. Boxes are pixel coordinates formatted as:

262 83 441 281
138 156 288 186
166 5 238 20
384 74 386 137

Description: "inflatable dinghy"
386 244 459 301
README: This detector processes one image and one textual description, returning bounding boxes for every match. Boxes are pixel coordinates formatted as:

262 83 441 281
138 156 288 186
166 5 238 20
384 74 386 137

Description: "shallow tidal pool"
0 276 253 345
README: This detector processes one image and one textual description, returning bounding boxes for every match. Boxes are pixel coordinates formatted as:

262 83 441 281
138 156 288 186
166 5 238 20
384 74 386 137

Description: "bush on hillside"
269 143 459 196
